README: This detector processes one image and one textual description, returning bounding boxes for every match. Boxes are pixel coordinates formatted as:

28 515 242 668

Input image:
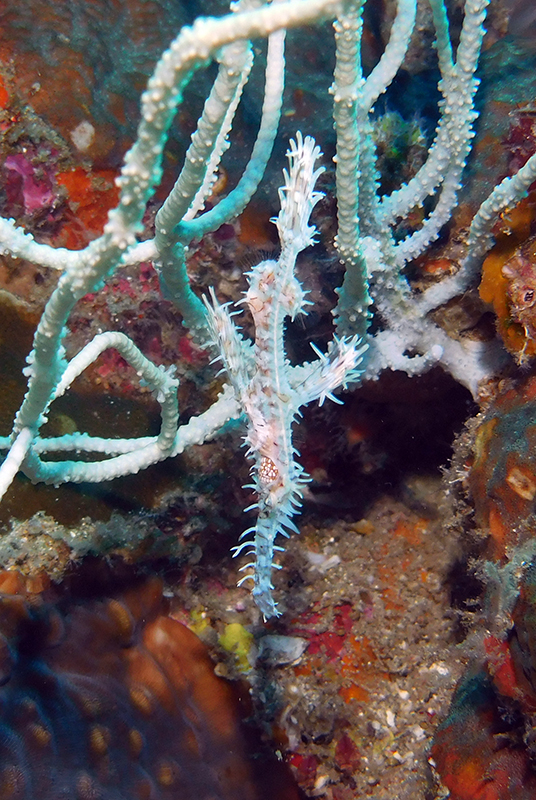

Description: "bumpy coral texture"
468 374 536 559
431 564 536 800
0 571 287 800
432 374 536 799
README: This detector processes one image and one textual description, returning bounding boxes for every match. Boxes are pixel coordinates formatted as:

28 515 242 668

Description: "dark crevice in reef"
299 367 477 521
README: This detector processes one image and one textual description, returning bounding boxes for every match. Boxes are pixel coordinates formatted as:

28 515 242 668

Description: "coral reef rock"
0 568 299 800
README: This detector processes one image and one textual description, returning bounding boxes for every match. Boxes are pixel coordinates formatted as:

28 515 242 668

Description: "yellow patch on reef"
479 192 536 362
218 623 254 673
480 248 536 360
473 417 497 470
479 247 510 316
187 608 211 637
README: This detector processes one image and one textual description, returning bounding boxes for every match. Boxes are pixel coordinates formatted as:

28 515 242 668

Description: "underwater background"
0 0 535 797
